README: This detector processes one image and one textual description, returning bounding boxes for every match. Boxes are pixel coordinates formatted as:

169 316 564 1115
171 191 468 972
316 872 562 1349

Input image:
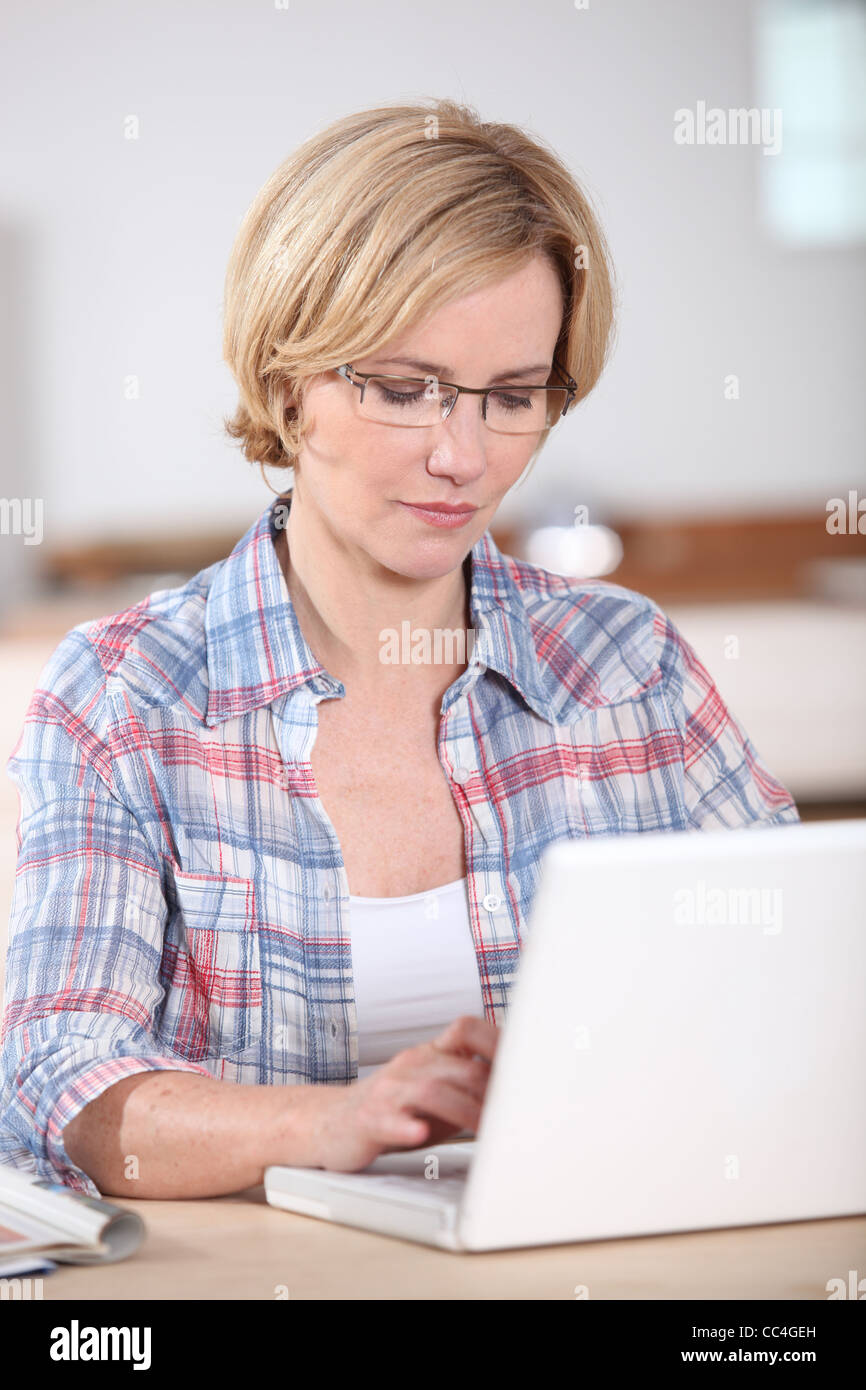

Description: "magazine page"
0 1163 145 1264
0 1254 58 1281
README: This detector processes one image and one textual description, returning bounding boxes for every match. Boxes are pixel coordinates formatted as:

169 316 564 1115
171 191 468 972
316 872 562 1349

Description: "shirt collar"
464 526 560 722
204 491 559 728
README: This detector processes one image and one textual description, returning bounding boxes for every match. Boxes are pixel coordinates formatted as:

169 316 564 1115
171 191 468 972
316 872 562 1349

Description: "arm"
0 629 235 1197
61 1070 330 1198
62 1012 500 1198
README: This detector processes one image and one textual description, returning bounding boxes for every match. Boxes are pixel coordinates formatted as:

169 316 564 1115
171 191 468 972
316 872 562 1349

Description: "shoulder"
34 563 218 730
500 554 695 713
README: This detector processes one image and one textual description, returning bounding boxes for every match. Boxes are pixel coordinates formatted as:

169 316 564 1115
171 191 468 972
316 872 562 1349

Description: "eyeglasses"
332 358 578 435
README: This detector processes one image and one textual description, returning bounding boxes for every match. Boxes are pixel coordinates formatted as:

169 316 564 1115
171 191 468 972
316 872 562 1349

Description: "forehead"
370 255 563 375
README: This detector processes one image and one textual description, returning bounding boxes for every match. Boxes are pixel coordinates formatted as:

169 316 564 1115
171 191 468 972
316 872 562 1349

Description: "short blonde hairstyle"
222 97 618 477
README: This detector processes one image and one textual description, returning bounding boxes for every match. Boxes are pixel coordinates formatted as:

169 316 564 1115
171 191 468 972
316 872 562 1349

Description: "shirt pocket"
163 869 263 1063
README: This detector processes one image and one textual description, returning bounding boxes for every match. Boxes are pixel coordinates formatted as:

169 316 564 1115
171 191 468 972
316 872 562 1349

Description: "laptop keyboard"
323 1145 473 1208
342 1171 468 1205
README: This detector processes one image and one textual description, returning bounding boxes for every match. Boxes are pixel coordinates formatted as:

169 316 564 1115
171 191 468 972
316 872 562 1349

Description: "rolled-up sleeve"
654 608 800 829
0 628 213 1197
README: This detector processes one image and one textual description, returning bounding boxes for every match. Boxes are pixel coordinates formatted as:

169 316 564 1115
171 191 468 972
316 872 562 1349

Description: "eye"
489 390 534 412
379 384 426 405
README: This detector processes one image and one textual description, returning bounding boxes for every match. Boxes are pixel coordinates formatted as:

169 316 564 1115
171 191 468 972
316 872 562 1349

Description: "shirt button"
323 884 332 902
482 893 502 913
452 766 473 785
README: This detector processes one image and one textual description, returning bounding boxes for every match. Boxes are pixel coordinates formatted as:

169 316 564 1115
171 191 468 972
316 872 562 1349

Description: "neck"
277 489 473 690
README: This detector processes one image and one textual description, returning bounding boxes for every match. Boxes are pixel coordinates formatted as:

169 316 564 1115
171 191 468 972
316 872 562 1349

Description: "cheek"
307 420 421 520
490 439 538 489
346 427 427 497
315 407 414 471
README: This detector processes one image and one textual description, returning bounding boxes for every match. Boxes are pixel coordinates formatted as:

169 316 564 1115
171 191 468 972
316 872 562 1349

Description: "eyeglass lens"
358 376 568 434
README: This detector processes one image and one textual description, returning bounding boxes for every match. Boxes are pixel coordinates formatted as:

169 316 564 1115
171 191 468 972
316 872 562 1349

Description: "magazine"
0 1162 145 1275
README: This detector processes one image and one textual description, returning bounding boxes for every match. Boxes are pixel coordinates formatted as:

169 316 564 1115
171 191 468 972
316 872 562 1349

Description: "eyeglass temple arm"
550 357 578 416
551 357 577 391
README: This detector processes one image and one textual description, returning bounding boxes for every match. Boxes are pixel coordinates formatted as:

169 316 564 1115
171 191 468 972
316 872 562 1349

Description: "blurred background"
1 0 865 955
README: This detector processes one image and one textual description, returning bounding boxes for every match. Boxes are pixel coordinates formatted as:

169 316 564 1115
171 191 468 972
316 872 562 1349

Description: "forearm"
61 1069 331 1199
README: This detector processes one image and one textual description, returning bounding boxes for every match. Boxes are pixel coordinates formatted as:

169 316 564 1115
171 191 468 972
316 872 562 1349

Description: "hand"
310 1014 500 1172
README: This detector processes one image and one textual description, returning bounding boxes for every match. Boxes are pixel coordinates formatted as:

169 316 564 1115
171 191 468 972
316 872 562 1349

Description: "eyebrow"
368 356 552 382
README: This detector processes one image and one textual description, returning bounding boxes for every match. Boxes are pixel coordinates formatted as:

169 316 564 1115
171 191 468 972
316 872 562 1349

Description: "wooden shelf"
22 510 866 609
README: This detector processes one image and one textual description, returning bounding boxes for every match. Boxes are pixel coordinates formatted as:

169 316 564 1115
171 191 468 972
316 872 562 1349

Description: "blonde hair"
222 97 618 479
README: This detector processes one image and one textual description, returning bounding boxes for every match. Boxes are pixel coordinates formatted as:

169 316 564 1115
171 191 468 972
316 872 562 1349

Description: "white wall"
1 0 863 595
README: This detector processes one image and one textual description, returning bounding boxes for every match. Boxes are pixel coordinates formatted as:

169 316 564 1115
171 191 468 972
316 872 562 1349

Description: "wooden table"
39 1190 866 1300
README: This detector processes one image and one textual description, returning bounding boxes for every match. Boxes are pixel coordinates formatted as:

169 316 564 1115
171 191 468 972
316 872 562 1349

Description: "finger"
420 1053 492 1101
405 1080 482 1135
374 1052 489 1112
377 1110 430 1146
433 1014 499 1064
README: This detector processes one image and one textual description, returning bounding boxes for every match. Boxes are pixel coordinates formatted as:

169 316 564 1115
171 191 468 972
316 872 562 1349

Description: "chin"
378 536 473 583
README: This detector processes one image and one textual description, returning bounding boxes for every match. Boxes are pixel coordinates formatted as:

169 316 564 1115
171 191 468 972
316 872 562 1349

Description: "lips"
398 500 478 529
403 502 476 513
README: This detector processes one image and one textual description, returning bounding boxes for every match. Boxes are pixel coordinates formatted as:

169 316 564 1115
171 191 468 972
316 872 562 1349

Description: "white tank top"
348 876 485 1080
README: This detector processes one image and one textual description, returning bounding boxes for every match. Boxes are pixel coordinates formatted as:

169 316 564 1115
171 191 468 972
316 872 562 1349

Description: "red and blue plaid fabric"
0 492 798 1194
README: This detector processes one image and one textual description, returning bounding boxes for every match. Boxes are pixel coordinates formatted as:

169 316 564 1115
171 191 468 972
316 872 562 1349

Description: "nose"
423 392 488 486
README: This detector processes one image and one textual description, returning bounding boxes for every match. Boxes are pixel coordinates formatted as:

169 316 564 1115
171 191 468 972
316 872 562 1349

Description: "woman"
0 99 798 1200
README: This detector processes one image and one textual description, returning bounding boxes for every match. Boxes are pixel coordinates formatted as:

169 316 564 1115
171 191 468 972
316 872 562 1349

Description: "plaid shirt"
0 493 799 1195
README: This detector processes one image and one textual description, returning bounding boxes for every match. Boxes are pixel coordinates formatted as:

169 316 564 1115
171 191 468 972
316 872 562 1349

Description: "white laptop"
264 818 866 1252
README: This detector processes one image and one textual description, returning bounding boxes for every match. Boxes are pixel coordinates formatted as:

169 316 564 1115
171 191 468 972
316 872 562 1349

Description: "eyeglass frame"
331 358 578 428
